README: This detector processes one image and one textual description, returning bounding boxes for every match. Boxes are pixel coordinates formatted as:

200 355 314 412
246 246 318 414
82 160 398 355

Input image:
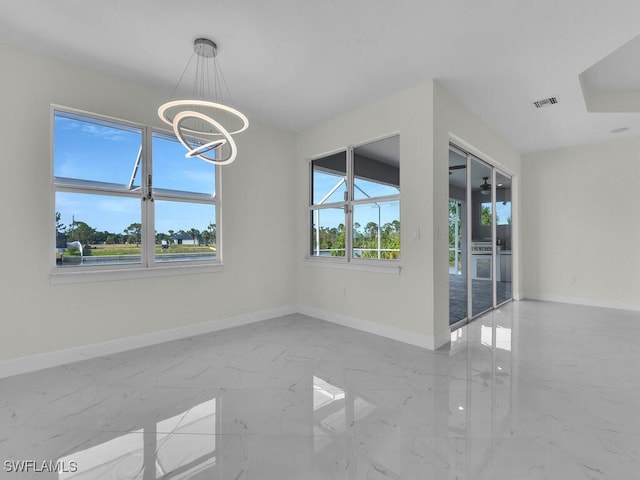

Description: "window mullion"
308 201 345 211
346 146 354 261
142 126 155 267
351 194 400 206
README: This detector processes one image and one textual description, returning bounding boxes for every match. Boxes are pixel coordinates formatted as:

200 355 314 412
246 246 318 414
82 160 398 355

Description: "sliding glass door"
496 172 512 305
470 158 494 318
448 144 513 328
449 148 467 326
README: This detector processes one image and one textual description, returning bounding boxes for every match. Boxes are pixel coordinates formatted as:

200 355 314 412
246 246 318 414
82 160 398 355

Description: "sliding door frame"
495 168 514 309
449 143 514 330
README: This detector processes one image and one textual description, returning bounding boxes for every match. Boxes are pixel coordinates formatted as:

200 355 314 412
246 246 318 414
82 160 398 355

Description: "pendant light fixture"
158 38 248 165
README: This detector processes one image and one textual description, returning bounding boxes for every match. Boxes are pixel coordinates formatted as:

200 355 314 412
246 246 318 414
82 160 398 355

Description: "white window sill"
304 257 401 275
50 262 224 285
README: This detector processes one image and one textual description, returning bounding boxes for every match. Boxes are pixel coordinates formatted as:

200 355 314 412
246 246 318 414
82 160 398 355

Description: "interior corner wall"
433 82 522 338
295 82 439 348
522 138 640 311
0 42 297 363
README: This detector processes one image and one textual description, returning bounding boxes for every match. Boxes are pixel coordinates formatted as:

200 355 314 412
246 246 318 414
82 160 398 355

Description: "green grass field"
65 243 215 256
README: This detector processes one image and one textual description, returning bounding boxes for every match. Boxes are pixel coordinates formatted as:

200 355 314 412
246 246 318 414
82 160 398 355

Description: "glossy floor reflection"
2 300 640 479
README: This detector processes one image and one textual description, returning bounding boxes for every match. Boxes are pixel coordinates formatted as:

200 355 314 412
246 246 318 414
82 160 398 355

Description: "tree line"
316 220 400 259
56 213 216 246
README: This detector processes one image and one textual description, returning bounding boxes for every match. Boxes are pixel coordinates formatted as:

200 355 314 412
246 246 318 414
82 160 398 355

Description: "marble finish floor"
2 300 640 479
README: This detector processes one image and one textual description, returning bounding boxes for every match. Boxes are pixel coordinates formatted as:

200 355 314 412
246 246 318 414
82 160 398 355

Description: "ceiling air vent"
533 96 560 108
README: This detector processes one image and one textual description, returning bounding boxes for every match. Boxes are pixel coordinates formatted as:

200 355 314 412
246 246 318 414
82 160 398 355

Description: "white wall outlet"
413 228 421 240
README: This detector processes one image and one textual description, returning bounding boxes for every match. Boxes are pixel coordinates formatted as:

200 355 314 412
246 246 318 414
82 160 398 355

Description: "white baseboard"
7 294 636 380
0 305 297 380
524 293 640 312
296 304 448 350
0 304 452 380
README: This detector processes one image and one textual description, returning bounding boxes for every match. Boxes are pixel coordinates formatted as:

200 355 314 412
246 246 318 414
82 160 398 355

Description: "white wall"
0 42 526 367
522 139 640 310
294 81 522 350
433 82 522 338
295 83 440 348
0 42 297 363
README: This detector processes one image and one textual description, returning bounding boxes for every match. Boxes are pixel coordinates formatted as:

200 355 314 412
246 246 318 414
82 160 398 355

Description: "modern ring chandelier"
158 38 248 165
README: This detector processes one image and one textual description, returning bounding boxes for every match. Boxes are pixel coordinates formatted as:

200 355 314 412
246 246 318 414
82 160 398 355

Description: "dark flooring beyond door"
449 274 511 324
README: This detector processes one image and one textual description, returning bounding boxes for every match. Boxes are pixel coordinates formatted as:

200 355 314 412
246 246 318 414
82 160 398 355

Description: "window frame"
50 105 223 284
307 134 401 272
309 147 349 259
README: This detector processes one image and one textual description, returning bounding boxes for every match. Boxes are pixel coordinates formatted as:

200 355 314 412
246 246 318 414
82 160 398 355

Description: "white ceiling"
582 35 640 90
1 0 640 154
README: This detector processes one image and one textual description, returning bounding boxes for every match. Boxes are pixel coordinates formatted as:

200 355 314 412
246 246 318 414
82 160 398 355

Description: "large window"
309 135 400 262
53 108 219 271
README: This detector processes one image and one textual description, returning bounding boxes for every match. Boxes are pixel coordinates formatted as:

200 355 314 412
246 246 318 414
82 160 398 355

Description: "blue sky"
54 114 216 234
55 113 401 236
312 171 400 230
482 201 512 225
495 202 512 225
